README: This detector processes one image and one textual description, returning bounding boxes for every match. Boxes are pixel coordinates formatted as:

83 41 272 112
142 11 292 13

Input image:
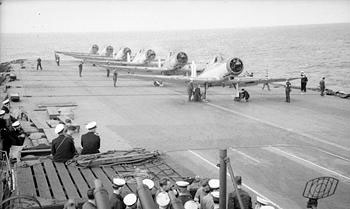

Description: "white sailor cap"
211 191 219 199
2 99 9 104
113 178 126 187
176 180 189 188
208 179 220 189
0 110 5 116
55 124 65 134
156 192 170 207
86 121 97 130
184 200 199 209
123 193 137 206
256 196 269 205
12 121 20 127
142 179 155 189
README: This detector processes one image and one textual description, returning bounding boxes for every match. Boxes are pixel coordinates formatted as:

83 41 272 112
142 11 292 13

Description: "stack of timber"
12 149 194 209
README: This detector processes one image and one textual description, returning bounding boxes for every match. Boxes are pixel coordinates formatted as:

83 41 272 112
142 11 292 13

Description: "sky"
0 0 350 33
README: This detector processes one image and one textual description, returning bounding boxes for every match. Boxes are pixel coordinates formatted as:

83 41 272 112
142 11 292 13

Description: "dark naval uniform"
228 189 253 209
110 193 126 209
81 132 100 154
51 135 76 162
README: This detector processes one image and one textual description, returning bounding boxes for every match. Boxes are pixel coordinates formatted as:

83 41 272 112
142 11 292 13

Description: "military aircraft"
97 51 191 75
56 44 103 58
120 56 300 100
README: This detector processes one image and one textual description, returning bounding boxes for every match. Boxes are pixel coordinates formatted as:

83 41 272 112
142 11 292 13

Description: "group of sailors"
65 175 274 209
0 98 27 157
51 121 101 162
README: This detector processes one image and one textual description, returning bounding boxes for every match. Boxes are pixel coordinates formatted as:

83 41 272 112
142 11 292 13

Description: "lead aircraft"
121 56 300 100
55 44 115 58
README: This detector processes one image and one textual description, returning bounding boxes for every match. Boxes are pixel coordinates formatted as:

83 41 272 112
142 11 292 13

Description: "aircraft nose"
176 52 188 64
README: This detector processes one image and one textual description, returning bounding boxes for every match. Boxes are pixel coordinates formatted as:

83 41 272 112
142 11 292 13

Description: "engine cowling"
89 44 99 54
101 45 114 57
226 57 243 76
145 49 156 62
114 47 132 60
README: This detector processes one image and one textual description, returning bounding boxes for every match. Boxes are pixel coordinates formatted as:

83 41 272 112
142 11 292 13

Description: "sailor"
79 62 83 77
184 200 199 209
187 81 194 101
82 188 97 209
110 178 126 209
194 178 210 204
320 77 326 96
176 180 192 205
301 72 308 93
51 124 77 162
254 196 269 209
107 68 111 77
143 179 156 199
81 121 100 155
37 57 42 70
241 89 250 102
10 121 26 146
262 74 270 91
193 84 202 102
123 193 138 209
228 176 252 209
113 70 118 87
55 54 60 66
211 191 220 209
201 179 219 209
156 192 171 209
285 79 291 103
0 116 16 157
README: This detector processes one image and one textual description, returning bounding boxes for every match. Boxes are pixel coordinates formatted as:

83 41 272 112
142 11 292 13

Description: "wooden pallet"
14 155 194 208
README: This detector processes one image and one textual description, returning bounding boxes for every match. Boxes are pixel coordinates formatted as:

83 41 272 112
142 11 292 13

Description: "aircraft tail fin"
191 61 197 78
127 53 131 62
158 58 161 68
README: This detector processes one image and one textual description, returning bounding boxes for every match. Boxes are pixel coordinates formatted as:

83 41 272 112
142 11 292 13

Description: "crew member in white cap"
110 178 126 209
1 99 10 114
201 179 219 209
9 121 26 146
156 192 170 209
123 193 138 209
0 112 16 156
51 124 77 162
176 180 192 205
228 176 252 209
143 179 156 199
184 200 199 209
211 191 219 209
254 196 270 209
81 121 100 155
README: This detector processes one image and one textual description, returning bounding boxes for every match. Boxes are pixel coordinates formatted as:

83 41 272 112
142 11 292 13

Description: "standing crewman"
55 55 60 66
320 77 326 96
79 62 83 77
228 176 253 209
187 81 194 101
81 121 100 154
51 124 77 163
193 84 202 102
301 72 308 93
110 178 126 209
285 79 291 103
113 70 118 87
37 58 42 70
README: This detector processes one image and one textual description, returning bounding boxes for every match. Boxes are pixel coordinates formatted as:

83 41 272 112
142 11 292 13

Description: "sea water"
1 23 350 92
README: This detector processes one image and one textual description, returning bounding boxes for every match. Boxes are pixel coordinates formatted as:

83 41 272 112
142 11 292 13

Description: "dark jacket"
110 193 126 209
301 76 308 83
228 189 253 209
320 80 325 90
81 132 100 155
285 82 291 93
51 134 76 162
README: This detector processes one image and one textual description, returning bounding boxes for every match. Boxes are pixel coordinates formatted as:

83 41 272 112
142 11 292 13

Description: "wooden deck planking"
29 115 51 130
16 166 36 196
43 128 56 143
112 165 137 193
43 160 66 200
54 162 80 199
90 167 113 195
79 167 96 189
33 163 52 199
67 165 90 198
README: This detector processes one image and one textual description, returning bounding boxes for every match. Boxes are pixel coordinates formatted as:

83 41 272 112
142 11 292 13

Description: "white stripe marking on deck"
188 149 283 209
267 146 350 182
229 147 261 164
206 102 350 152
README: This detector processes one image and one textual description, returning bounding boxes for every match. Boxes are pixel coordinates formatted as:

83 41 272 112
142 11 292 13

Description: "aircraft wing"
97 64 168 72
220 77 300 87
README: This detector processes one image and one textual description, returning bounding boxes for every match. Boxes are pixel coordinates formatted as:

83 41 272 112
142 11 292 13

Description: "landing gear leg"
202 83 208 102
234 83 240 101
